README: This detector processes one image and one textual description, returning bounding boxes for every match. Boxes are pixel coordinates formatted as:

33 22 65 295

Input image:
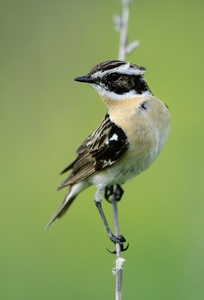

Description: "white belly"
90 143 158 187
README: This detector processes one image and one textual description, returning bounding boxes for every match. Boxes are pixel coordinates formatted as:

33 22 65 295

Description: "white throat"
91 83 152 101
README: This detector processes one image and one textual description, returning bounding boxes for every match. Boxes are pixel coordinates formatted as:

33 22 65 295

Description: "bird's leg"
104 184 129 254
94 186 127 251
105 184 124 202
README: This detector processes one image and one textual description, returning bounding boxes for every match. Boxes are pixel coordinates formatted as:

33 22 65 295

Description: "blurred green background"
1 0 204 299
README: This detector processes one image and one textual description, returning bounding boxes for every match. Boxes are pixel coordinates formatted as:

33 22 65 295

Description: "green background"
1 0 204 299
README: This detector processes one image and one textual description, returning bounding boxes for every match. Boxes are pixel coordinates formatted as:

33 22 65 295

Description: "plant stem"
112 191 124 300
118 0 131 60
112 1 133 299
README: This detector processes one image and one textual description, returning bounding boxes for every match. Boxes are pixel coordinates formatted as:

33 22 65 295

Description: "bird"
46 60 170 250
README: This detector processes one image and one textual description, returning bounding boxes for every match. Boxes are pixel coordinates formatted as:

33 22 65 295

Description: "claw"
107 248 117 254
121 242 129 252
107 234 129 254
107 242 129 254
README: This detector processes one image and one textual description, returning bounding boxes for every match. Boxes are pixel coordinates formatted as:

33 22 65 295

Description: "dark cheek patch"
103 75 150 95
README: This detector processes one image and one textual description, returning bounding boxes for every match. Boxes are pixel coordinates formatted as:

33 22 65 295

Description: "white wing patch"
105 133 119 145
109 133 118 141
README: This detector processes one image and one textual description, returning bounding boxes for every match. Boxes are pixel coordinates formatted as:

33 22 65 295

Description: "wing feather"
58 113 129 190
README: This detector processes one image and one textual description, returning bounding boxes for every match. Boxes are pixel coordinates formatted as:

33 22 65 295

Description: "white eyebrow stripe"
92 63 145 78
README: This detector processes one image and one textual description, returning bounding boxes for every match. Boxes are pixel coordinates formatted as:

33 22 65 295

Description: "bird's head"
74 60 152 101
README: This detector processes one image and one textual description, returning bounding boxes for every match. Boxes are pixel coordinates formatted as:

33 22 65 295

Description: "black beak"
74 75 95 84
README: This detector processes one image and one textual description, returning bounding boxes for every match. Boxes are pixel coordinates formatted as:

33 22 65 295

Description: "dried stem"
112 190 124 300
118 0 130 60
114 0 140 61
112 1 140 299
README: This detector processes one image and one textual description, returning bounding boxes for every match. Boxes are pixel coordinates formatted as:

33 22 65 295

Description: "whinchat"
46 60 170 249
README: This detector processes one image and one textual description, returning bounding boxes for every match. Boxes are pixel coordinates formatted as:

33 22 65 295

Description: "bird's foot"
107 234 129 254
105 185 124 203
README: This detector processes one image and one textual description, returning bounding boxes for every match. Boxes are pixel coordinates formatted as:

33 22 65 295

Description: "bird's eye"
108 73 121 82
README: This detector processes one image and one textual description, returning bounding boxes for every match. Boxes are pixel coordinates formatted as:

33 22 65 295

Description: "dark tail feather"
45 191 76 230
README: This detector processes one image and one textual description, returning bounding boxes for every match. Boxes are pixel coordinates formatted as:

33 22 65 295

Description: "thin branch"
118 0 130 60
112 191 124 300
114 0 140 61
112 1 140 299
